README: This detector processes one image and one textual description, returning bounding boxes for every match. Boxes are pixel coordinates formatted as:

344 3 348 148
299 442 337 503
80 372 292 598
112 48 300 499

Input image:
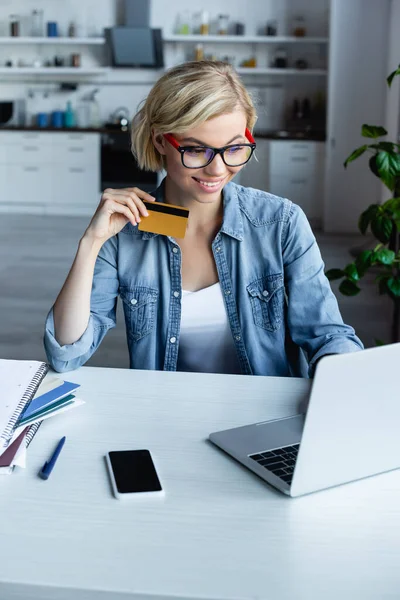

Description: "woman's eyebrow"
180 134 245 145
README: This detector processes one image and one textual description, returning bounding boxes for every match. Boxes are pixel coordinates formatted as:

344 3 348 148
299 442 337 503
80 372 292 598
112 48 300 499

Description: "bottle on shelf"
9 15 20 37
200 10 209 35
88 89 101 128
64 101 75 128
31 10 44 37
194 44 204 61
68 21 76 37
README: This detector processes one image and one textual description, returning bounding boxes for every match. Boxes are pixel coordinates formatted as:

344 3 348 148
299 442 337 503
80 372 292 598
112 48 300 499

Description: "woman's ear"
152 129 167 155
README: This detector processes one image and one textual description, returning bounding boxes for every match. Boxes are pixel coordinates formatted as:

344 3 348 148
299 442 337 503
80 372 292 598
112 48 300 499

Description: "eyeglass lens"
182 145 253 168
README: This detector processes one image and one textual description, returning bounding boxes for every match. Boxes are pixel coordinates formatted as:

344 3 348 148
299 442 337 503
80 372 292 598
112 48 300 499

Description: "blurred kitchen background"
0 0 398 367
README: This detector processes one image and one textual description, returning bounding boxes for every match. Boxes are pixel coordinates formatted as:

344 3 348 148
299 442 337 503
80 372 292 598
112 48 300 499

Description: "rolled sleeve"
282 203 364 376
44 308 98 372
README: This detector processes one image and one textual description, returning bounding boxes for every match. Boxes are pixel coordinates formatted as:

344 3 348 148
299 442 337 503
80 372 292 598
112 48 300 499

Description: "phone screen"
108 450 162 494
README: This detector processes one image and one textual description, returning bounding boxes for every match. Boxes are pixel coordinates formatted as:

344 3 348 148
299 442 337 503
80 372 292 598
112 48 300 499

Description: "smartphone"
105 449 163 499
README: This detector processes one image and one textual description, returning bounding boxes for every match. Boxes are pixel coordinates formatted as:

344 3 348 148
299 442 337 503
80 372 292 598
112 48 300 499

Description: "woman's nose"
204 153 227 175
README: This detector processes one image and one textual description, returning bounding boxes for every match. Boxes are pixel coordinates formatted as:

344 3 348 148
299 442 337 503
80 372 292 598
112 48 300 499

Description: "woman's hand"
83 187 156 244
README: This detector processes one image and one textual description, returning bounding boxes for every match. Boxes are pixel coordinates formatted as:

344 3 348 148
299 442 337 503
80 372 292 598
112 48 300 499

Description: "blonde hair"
131 60 257 172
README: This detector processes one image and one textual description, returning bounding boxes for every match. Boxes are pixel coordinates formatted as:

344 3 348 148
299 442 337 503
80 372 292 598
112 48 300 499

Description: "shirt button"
262 290 269 297
225 289 231 295
172 247 179 253
170 337 176 344
235 335 241 341
216 246 221 252
173 291 179 298
130 298 138 305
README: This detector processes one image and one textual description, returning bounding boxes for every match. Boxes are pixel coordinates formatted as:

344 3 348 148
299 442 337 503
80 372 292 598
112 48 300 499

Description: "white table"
1 367 399 600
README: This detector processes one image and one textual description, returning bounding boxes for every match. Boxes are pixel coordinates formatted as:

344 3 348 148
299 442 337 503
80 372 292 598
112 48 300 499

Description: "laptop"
209 343 400 497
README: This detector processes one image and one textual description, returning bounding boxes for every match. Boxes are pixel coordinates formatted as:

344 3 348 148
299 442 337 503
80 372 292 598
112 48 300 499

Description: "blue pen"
39 436 66 480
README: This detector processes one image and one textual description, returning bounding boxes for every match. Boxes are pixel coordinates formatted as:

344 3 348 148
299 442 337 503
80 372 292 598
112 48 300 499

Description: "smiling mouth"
193 177 224 188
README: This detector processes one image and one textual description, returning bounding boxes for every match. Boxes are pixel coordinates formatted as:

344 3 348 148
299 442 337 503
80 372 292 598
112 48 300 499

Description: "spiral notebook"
0 359 48 454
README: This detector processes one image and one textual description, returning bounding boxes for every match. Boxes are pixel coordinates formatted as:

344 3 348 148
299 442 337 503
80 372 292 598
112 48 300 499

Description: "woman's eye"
186 148 207 156
227 145 244 154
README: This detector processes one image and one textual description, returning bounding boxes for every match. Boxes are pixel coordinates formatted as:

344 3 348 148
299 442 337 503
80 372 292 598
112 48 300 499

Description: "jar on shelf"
266 20 277 36
175 11 191 34
293 16 306 37
217 14 229 35
274 48 288 68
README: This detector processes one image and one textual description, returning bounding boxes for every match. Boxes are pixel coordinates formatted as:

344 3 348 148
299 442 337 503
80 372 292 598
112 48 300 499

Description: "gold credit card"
138 201 189 239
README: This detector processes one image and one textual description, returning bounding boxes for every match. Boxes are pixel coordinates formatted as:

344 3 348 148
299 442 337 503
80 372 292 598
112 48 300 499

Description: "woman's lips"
192 177 225 192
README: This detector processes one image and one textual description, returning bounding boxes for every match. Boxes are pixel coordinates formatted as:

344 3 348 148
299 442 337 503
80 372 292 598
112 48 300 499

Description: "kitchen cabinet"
238 138 325 227
0 131 100 216
269 140 325 226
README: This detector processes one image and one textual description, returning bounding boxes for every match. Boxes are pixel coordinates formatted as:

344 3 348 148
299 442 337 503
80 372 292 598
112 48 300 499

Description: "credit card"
138 201 189 239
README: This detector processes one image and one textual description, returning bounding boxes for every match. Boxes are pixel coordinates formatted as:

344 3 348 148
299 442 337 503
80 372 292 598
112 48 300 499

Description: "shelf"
163 34 329 44
236 67 327 76
0 37 105 45
0 67 109 75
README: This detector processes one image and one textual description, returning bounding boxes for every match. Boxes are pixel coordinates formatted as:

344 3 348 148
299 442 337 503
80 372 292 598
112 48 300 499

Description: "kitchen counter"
0 126 326 141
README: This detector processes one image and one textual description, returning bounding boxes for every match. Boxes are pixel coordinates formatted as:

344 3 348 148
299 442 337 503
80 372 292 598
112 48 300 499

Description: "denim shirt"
44 179 363 376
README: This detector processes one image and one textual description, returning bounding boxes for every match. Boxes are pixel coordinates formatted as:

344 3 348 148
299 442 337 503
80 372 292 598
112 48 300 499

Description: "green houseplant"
326 65 400 344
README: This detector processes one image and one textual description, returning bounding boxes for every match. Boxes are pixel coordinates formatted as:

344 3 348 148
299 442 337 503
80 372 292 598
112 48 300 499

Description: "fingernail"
144 211 149 217
137 217 141 222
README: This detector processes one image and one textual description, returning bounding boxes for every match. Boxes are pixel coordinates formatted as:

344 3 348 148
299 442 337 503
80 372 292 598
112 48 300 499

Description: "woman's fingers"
102 196 137 226
102 187 155 219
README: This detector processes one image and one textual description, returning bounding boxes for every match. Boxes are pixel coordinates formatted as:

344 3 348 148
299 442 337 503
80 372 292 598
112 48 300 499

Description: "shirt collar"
141 177 244 241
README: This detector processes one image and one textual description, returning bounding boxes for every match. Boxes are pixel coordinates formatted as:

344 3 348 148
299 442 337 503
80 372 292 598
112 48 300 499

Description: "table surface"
1 367 399 600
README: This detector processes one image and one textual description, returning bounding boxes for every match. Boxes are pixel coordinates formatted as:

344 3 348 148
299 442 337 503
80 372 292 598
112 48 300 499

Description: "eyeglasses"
163 128 256 169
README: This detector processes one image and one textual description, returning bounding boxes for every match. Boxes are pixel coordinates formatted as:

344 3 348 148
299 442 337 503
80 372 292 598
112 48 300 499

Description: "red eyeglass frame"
163 128 256 168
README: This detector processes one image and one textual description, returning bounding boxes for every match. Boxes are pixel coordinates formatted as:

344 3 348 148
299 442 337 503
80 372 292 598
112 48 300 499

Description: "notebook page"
0 360 47 450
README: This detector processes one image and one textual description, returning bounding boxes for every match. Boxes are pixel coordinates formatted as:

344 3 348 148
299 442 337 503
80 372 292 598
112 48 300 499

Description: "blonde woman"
44 60 363 375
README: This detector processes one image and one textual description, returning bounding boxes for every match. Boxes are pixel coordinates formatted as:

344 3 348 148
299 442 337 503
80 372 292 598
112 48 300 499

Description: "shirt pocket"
247 274 285 332
120 286 158 342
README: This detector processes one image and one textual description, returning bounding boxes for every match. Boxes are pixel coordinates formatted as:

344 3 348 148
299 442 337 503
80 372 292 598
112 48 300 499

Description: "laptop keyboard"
249 444 300 485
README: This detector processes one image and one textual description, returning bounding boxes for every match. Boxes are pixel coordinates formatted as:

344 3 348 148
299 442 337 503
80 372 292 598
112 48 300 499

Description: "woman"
44 60 363 375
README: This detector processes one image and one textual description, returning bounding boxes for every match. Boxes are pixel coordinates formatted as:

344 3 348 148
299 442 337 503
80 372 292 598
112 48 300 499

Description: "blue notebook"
20 381 80 421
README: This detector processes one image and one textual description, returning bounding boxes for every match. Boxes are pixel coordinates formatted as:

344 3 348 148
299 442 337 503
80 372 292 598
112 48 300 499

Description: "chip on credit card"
138 201 189 239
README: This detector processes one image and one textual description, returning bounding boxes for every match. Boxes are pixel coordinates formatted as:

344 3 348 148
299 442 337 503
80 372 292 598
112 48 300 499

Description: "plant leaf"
387 277 400 296
375 247 396 265
375 338 386 346
343 145 368 168
344 263 359 281
355 250 374 276
376 151 400 191
387 65 400 87
369 142 395 152
382 197 400 213
370 214 393 243
325 268 345 281
339 279 361 296
369 155 381 179
358 204 380 234
361 124 388 138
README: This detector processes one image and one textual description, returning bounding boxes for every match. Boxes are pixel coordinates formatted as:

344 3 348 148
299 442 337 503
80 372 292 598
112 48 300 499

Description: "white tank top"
176 282 241 374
